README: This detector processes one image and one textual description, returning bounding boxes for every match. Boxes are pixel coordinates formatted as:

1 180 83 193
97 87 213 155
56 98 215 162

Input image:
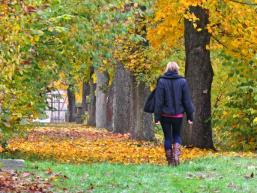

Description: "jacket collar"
161 70 183 79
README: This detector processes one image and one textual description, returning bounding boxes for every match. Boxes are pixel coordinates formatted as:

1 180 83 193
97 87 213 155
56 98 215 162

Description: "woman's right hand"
188 120 193 128
155 121 161 125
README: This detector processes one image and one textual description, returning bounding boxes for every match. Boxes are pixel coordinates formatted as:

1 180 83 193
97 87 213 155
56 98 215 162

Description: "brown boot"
165 149 175 166
173 143 181 166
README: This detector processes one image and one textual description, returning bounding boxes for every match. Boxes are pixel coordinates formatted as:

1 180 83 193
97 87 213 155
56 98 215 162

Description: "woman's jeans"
160 116 183 150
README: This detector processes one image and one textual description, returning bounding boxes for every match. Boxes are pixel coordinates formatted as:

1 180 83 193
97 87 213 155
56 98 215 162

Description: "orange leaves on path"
7 126 257 165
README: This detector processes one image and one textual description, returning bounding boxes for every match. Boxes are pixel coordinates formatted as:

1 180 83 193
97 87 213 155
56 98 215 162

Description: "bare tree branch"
228 0 257 6
211 35 228 49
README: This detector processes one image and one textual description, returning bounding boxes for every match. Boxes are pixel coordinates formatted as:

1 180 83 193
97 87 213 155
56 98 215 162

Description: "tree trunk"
95 71 109 128
106 85 113 131
130 80 154 140
112 63 132 134
110 4 153 139
67 85 76 122
82 82 89 114
87 78 96 126
112 63 154 140
182 6 214 148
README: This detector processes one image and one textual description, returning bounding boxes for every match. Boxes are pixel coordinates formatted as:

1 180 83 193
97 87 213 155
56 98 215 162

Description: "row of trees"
1 0 256 150
0 1 156 144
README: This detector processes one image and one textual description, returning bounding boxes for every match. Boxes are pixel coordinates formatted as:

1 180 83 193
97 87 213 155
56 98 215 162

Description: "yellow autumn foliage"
7 126 256 165
148 0 257 63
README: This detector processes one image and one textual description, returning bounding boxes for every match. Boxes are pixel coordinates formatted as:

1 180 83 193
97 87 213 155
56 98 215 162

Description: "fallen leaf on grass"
87 183 94 191
46 168 53 175
22 172 31 178
227 182 240 191
244 172 254 179
0 170 53 193
186 172 221 180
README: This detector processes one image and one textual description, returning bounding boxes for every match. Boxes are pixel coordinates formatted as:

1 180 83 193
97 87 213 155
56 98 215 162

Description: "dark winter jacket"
154 70 195 122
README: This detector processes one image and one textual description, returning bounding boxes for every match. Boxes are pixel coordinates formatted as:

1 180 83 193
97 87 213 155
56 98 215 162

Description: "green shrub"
214 79 257 151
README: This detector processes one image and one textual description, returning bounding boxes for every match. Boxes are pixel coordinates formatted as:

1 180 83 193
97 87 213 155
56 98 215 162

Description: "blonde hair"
165 61 179 73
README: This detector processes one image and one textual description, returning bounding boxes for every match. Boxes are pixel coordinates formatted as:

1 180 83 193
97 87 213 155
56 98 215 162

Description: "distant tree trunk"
130 80 154 140
112 63 132 134
81 82 89 114
87 78 96 126
182 6 214 148
67 85 76 122
95 71 109 128
106 85 113 131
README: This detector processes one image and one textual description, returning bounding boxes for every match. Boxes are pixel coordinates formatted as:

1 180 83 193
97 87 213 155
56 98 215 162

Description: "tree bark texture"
130 81 154 140
112 63 154 140
82 82 89 114
67 85 76 122
106 85 113 131
95 71 109 128
87 78 96 126
183 6 214 148
112 63 133 133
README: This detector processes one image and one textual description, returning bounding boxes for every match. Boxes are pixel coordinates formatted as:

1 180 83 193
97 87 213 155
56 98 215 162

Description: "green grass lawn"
23 157 257 193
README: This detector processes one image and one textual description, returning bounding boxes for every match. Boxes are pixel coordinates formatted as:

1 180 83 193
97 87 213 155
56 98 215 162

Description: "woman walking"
154 62 194 166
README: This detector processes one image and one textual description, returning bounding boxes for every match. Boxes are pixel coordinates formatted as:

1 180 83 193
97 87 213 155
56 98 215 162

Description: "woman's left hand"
155 121 160 125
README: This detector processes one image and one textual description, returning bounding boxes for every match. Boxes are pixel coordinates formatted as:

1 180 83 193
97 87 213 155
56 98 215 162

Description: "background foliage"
0 0 256 151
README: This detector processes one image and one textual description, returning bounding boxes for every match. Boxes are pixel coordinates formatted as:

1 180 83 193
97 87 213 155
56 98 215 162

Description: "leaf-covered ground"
6 125 256 164
0 170 54 193
1 125 257 192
